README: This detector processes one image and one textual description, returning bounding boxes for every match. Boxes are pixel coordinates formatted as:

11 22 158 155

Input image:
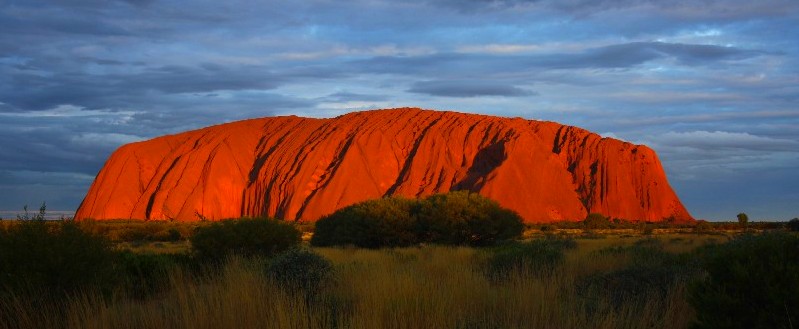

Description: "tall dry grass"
1 239 699 329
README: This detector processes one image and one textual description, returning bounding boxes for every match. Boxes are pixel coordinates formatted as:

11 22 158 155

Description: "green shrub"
737 212 749 229
642 224 655 235
415 191 525 246
788 218 799 232
190 218 300 261
0 220 118 295
116 251 186 298
152 228 183 242
485 238 576 280
311 191 524 248
583 213 611 229
311 197 417 248
689 233 799 329
265 248 335 300
693 220 713 233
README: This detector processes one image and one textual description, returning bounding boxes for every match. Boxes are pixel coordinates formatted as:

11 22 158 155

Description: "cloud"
70 133 144 148
421 0 799 23
319 91 388 103
0 0 796 219
408 80 536 97
655 131 799 152
534 42 763 68
638 131 799 186
353 42 764 78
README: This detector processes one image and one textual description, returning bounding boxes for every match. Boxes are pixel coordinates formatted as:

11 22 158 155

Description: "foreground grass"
1 236 710 329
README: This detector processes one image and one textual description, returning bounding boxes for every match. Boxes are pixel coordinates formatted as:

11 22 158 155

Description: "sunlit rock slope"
75 108 693 223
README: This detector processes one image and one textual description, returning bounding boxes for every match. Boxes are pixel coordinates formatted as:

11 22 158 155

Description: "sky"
1 0 797 221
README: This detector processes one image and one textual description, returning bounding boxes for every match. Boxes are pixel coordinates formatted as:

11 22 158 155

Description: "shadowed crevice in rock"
383 115 443 197
453 141 507 192
145 156 182 219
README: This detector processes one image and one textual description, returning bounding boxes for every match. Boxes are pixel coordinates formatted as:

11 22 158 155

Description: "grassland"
1 218 795 329
1 219 734 329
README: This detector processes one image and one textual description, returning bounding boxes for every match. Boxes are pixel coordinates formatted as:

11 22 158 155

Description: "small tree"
737 213 749 230
16 202 47 221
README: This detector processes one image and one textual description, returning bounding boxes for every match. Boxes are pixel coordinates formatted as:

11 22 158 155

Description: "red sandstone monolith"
75 108 692 223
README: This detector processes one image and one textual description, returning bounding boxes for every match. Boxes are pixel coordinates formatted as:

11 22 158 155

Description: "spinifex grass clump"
265 248 335 302
311 191 524 248
190 217 301 261
115 251 190 298
579 238 694 307
485 238 577 280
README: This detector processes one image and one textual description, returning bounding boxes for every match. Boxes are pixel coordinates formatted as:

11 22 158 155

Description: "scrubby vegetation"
0 219 118 296
415 191 525 246
789 218 799 232
310 197 417 248
485 237 576 279
1 202 797 329
689 233 798 329
312 191 524 248
190 217 301 261
265 248 335 301
583 213 613 229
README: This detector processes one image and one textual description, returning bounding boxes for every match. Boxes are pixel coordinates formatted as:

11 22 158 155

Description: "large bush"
689 233 799 329
311 197 417 248
0 220 118 295
415 191 525 246
311 191 524 248
190 218 301 261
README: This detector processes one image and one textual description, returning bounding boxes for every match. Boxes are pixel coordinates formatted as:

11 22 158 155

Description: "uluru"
75 108 692 223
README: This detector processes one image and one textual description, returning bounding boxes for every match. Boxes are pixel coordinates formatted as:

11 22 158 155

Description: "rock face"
75 108 692 223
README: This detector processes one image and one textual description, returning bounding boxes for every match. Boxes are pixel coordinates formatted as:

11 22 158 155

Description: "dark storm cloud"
408 80 535 97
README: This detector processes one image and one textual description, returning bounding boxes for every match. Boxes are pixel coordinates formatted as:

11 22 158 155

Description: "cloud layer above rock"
1 0 797 220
